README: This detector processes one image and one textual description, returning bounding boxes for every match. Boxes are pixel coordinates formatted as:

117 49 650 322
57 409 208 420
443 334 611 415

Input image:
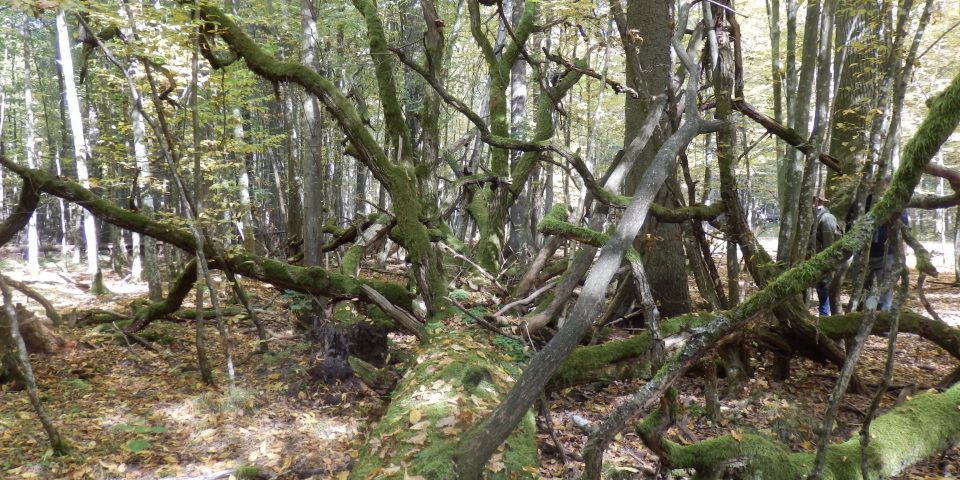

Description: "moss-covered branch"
550 310 960 390
191 3 396 185
351 0 412 157
550 313 714 389
0 156 413 310
662 381 960 479
0 179 40 247
126 259 198 332
539 202 724 249
818 310 960 360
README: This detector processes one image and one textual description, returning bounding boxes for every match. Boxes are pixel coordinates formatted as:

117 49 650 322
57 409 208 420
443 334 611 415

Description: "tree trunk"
662 381 960 479
57 11 99 275
131 89 163 300
776 0 819 262
623 0 691 318
301 0 325 267
349 328 538 480
0 277 69 454
284 92 303 252
22 20 40 276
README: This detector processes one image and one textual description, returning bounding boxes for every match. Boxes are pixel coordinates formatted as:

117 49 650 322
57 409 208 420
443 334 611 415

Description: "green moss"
551 313 712 387
234 464 262 479
665 433 808 478
340 245 365 276
666 383 960 479
349 328 537 479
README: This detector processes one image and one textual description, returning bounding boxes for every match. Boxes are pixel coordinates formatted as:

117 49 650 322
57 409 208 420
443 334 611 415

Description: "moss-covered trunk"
663 381 960 479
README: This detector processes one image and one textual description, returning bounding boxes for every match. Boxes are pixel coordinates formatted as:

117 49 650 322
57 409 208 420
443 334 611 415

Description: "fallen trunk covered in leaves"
348 326 538 479
660 381 960 479
1 304 69 355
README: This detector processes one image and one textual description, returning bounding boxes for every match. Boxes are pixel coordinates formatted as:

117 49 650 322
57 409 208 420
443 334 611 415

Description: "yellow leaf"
731 429 743 441
407 432 428 445
411 420 430 430
337 472 349 480
435 416 457 428
409 409 422 423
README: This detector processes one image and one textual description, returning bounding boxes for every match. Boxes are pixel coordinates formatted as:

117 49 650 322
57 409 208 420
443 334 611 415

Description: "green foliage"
449 288 470 302
281 290 313 315
261 349 293 366
112 422 168 435
234 465 263 479
457 306 486 324
112 418 168 455
140 326 177 346
193 387 257 415
124 438 151 453
62 378 92 393
492 335 527 361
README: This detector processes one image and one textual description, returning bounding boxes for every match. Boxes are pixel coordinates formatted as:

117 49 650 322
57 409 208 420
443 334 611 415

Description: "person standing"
863 177 909 311
812 193 841 316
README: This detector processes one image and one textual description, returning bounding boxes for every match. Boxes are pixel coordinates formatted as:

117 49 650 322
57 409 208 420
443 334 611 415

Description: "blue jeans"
864 255 895 311
815 281 832 316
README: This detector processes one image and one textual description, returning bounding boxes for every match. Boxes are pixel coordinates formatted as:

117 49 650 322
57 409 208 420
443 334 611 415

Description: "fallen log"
1 304 69 355
348 327 537 479
551 310 960 390
660 381 960 479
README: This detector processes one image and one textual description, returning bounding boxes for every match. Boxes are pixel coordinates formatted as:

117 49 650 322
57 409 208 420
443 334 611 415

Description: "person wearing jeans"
811 193 841 316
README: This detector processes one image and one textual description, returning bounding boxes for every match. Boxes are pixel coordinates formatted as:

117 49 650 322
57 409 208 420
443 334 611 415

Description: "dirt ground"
1 244 959 479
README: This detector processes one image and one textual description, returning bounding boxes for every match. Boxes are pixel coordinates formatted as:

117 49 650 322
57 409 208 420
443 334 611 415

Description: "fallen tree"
659 381 960 479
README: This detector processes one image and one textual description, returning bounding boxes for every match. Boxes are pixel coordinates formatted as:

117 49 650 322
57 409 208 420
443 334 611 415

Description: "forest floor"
1 242 959 479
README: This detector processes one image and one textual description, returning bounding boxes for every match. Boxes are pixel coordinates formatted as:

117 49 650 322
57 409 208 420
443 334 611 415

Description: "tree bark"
22 20 41 276
56 10 99 275
623 0 691 318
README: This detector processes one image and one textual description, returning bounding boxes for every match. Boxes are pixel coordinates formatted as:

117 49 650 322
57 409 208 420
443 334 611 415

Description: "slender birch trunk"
56 11 98 274
22 22 40 276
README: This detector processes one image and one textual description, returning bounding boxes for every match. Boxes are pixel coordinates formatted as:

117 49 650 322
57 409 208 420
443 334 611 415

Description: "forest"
0 0 959 477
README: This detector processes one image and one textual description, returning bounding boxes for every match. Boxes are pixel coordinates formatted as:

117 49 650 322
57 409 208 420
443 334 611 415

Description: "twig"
360 285 424 340
111 322 162 354
446 296 520 341
439 243 508 294
543 49 638 98
157 469 237 480
917 20 960 61
539 396 569 467
492 279 559 317
917 273 944 322
860 264 909 480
